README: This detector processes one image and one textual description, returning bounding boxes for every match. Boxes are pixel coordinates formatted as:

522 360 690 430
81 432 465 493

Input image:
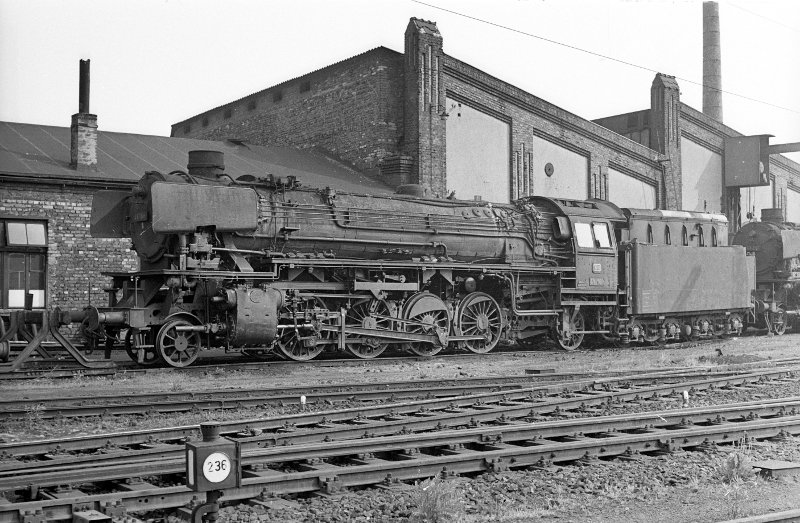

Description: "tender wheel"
345 299 391 359
156 319 201 368
662 318 681 341
627 319 645 343
554 308 584 351
124 329 160 366
402 293 450 357
456 292 503 354
276 299 329 361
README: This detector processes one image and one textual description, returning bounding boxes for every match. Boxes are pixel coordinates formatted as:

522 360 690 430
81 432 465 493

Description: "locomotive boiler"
732 208 800 334
63 150 754 367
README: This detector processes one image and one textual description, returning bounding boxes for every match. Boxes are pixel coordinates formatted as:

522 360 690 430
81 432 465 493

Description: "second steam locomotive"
81 150 756 367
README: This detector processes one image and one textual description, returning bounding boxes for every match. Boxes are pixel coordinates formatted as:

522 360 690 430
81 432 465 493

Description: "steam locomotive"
732 209 800 334
78 150 755 367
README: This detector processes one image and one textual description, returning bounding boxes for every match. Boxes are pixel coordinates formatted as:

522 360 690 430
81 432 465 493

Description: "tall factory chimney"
702 1 723 122
70 59 98 171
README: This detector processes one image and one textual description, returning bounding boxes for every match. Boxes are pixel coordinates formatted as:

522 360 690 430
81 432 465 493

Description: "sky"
1 0 798 162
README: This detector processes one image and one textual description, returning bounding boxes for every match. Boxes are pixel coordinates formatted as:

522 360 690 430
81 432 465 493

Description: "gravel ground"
5 333 800 522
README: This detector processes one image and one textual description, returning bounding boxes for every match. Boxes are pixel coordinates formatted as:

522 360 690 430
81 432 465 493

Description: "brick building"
0 119 389 313
173 17 800 223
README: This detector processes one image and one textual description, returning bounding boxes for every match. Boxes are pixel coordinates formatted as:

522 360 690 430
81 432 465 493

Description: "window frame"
0 218 48 309
573 221 614 250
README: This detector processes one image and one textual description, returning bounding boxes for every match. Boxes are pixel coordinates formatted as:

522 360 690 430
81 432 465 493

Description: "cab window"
592 223 612 248
575 222 613 249
575 223 594 248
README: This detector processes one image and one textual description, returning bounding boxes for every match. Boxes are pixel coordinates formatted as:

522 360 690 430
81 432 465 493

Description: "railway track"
0 367 797 522
0 367 783 421
1 332 777 380
2 395 799 522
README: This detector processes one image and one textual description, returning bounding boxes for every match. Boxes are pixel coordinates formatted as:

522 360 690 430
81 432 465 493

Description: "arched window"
664 225 671 245
682 225 688 246
711 227 718 247
646 224 653 243
697 225 705 247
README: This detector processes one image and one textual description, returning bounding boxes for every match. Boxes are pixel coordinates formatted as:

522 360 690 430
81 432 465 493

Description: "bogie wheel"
345 299 391 359
696 316 714 337
554 308 584 351
772 311 787 336
456 292 503 354
402 293 450 357
662 318 681 342
276 299 329 361
627 320 645 343
156 319 202 368
726 313 744 336
124 329 160 366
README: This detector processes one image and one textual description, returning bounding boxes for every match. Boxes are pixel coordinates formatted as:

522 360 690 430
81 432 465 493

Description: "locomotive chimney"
70 59 98 171
702 1 723 122
187 150 226 180
761 208 784 224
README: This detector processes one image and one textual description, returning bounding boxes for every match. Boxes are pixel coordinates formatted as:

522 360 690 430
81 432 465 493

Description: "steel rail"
4 395 800 491
2 370 798 489
0 367 776 421
2 412 800 523
3 368 796 460
720 510 800 523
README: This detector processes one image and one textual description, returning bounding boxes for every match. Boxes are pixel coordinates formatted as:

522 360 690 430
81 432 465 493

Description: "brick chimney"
70 59 98 171
702 1 723 122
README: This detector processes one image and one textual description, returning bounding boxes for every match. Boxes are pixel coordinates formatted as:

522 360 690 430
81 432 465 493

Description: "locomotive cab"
534 197 622 294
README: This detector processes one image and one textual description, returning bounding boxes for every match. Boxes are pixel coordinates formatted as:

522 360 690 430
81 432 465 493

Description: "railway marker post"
185 422 240 523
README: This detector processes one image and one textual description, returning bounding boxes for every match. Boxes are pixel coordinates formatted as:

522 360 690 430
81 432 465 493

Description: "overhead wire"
728 2 800 34
411 0 800 115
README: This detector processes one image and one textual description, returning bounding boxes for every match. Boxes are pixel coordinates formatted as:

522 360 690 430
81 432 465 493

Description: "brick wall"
442 56 665 205
680 103 800 222
0 183 137 313
173 48 405 177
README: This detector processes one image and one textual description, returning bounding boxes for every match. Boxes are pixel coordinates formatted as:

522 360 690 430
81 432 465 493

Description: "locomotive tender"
82 150 754 367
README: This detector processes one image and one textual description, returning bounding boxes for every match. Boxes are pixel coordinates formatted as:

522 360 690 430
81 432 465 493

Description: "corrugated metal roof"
0 121 393 194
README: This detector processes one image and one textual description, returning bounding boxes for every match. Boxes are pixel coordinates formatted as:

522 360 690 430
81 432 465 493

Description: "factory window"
697 225 705 247
0 219 47 308
300 81 311 93
682 225 688 246
646 224 653 243
223 108 232 119
247 99 257 111
712 227 718 247
664 225 671 245
183 124 191 134
273 90 283 103
202 117 209 127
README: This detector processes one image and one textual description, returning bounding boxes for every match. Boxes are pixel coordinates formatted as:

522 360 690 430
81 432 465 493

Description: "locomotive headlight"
464 277 477 293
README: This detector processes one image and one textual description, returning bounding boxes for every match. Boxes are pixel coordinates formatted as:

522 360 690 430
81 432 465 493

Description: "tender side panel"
150 182 259 233
631 243 751 314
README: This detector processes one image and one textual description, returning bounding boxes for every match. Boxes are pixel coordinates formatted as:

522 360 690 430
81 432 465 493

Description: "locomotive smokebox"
187 150 226 180
761 208 784 224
